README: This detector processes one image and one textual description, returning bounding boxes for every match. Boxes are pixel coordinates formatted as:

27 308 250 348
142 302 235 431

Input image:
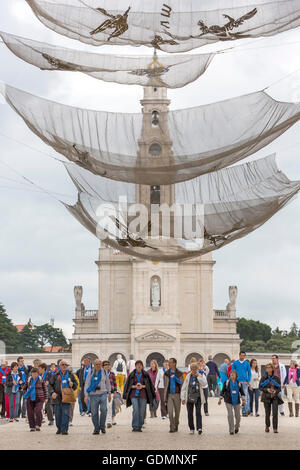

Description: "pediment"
135 329 176 343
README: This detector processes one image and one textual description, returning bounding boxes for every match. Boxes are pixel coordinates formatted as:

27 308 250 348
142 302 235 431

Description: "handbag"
59 375 76 403
61 387 76 403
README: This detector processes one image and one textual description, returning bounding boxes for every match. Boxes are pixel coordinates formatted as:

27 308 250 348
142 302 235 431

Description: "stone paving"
1 398 300 450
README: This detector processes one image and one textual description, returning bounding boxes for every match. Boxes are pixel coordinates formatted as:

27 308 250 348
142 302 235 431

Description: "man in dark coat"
123 360 155 432
48 360 77 435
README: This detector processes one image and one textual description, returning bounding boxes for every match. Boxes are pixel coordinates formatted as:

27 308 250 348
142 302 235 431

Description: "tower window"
152 110 159 127
149 143 162 156
151 186 160 205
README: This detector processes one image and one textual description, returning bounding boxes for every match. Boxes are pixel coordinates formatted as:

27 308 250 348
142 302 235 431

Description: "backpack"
188 376 200 404
117 361 123 373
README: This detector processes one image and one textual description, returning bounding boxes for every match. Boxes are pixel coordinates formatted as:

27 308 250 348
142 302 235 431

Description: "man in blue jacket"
232 352 252 416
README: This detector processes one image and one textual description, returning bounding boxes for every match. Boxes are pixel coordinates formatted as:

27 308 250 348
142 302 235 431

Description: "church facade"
71 79 241 368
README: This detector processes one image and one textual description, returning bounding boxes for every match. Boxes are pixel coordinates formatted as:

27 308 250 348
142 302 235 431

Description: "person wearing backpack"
181 362 207 435
112 354 126 393
218 369 246 435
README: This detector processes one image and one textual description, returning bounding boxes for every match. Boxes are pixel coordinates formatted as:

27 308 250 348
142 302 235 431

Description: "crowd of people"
0 352 299 436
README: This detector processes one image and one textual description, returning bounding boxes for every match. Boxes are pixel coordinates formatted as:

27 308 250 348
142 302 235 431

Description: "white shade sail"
0 31 215 89
63 154 300 262
25 0 300 53
1 82 300 185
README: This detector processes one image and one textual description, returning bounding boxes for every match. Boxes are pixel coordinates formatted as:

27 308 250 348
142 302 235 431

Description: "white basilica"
71 82 241 368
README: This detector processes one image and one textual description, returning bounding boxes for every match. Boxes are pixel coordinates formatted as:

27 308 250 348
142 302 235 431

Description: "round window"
149 143 162 156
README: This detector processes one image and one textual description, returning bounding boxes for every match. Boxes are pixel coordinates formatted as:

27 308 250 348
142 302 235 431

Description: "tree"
0 303 20 353
237 318 272 344
35 323 68 351
18 322 42 353
288 322 299 338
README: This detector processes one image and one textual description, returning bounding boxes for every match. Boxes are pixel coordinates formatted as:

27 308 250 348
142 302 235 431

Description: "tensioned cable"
0 158 73 200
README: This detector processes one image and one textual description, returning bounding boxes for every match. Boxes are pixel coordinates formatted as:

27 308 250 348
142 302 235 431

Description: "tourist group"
0 352 299 436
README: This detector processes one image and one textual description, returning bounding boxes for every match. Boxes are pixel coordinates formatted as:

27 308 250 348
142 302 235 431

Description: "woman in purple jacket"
147 360 160 418
23 367 48 431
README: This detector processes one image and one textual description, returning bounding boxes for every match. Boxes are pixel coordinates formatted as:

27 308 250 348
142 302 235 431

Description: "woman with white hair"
181 363 207 435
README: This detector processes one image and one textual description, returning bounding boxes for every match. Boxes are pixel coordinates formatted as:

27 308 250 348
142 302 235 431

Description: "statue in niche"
151 277 161 308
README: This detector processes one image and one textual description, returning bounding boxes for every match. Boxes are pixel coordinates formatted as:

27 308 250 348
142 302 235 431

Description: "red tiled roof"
43 346 64 353
15 324 26 332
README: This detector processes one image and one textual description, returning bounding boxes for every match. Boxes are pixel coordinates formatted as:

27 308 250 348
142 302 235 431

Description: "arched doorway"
146 352 165 368
108 353 126 366
185 353 203 367
213 353 231 367
81 353 99 364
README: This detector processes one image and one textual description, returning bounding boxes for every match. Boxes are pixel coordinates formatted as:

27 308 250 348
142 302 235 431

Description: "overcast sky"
0 1 300 340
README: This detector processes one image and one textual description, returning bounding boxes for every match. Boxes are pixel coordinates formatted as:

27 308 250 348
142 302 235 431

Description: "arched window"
150 275 161 308
81 353 99 364
213 353 231 367
149 142 162 156
150 185 160 205
108 352 127 365
152 110 159 127
185 353 203 367
146 352 165 368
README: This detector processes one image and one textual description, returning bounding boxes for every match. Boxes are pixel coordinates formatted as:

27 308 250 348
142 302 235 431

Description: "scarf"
60 370 70 388
229 379 239 405
84 366 91 381
260 375 281 389
18 365 26 382
12 372 20 393
24 376 39 400
170 369 177 394
135 371 143 397
0 367 7 384
87 370 102 393
41 371 47 381
190 374 198 387
18 366 26 381
289 368 297 383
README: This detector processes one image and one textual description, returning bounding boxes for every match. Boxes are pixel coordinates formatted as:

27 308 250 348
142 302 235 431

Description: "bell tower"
136 53 175 208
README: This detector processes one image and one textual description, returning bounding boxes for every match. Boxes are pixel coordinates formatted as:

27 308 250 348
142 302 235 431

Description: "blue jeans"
131 397 147 431
18 392 27 418
8 391 21 419
241 383 250 414
90 394 108 432
78 395 83 414
54 403 71 432
249 388 260 414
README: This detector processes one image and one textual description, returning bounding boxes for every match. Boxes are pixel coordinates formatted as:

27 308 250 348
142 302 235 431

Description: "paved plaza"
1 398 300 450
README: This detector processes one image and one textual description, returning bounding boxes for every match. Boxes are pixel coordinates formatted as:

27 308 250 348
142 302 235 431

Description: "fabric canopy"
25 0 300 53
1 82 300 185
63 154 300 262
0 31 215 89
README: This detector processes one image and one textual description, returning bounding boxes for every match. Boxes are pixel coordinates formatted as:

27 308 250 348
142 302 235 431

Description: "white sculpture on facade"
151 277 161 308
226 286 238 315
74 285 85 315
